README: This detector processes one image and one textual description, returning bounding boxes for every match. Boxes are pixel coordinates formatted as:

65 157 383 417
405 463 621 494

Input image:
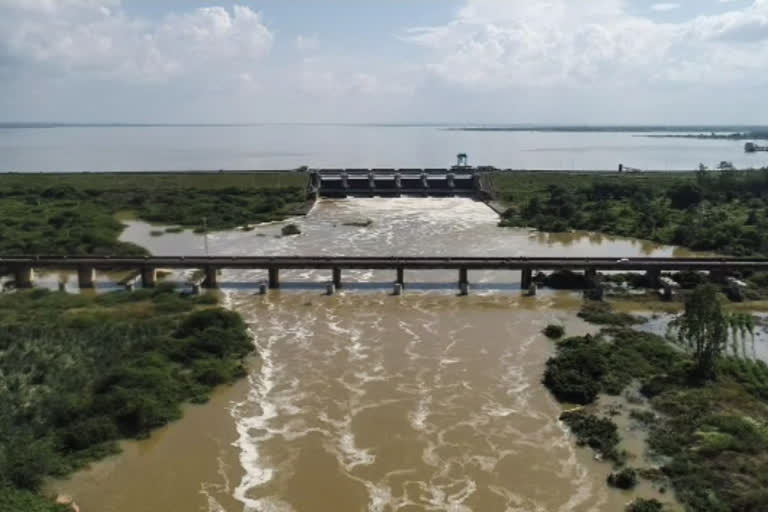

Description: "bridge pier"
585 268 598 287
521 268 533 290
202 265 218 288
341 173 349 190
141 266 157 288
459 267 469 289
368 173 375 191
332 267 342 289
421 173 428 190
77 265 95 289
394 173 402 192
396 267 405 286
13 264 33 288
645 269 661 288
268 267 280 289
710 268 728 284
447 173 455 189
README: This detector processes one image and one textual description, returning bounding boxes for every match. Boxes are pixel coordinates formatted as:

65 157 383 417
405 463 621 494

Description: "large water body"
2 124 767 171
50 197 708 512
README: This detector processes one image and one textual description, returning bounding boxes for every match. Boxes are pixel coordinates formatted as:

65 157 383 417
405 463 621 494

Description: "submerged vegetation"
578 301 645 326
0 288 253 508
495 169 768 257
546 288 768 511
0 172 309 255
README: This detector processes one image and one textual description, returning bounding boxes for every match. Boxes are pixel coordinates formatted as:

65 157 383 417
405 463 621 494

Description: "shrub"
281 223 301 236
559 410 620 461
544 336 605 404
543 324 565 339
607 467 638 489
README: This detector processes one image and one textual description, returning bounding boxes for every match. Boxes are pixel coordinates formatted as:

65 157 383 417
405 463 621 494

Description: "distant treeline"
446 125 768 133
496 169 768 257
644 131 768 141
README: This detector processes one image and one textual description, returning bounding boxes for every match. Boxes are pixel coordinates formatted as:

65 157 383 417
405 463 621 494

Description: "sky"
0 0 766 124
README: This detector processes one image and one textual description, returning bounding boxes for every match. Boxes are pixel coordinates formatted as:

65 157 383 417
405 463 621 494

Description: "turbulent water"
54 198 697 512
2 124 767 171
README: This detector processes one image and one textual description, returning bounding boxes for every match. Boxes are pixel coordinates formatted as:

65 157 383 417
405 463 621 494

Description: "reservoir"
53 197 695 511
2 124 767 171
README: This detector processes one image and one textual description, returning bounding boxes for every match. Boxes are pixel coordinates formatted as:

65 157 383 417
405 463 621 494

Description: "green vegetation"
0 287 253 508
0 172 309 255
546 289 768 511
543 324 565 339
342 218 374 227
559 409 621 461
578 301 644 326
626 498 664 512
607 467 638 489
670 284 728 379
494 169 768 257
281 223 302 236
544 329 678 404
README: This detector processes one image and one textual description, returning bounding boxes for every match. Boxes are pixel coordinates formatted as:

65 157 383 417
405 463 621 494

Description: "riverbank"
0 287 254 510
0 172 310 255
492 169 768 257
546 298 768 511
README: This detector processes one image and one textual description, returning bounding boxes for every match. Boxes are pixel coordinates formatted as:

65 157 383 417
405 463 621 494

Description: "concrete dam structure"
311 168 482 198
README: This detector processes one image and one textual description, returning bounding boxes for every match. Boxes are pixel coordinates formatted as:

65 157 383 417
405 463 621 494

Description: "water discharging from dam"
54 198 691 511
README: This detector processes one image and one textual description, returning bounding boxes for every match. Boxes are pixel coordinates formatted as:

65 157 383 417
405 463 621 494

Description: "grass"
0 287 253 508
0 172 310 255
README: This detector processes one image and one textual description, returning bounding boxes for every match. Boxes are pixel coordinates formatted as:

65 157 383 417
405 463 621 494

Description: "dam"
310 167 484 198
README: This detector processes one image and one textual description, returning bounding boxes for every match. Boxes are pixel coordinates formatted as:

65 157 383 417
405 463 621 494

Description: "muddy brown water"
52 198 692 511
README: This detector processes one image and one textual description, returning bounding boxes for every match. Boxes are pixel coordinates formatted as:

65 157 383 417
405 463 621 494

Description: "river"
53 197 697 511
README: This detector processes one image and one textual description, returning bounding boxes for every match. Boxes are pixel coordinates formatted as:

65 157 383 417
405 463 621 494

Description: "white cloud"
651 3 680 11
1 0 766 123
402 0 768 90
0 1 273 83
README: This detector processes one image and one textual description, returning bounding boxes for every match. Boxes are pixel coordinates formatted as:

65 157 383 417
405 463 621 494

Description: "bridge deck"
2 256 767 271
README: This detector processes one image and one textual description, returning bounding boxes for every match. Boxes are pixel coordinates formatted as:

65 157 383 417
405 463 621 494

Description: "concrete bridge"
310 168 484 198
2 256 766 292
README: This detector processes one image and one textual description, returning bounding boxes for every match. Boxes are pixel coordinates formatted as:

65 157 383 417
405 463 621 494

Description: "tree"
673 284 728 379
718 161 735 171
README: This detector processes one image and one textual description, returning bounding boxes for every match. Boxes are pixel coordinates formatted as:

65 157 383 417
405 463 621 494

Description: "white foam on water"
364 481 395 512
229 300 305 508
422 478 477 512
488 485 548 512
317 412 376 471
481 403 517 417
409 393 432 432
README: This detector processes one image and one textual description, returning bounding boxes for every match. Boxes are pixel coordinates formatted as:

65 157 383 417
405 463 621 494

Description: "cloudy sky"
1 0 766 124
